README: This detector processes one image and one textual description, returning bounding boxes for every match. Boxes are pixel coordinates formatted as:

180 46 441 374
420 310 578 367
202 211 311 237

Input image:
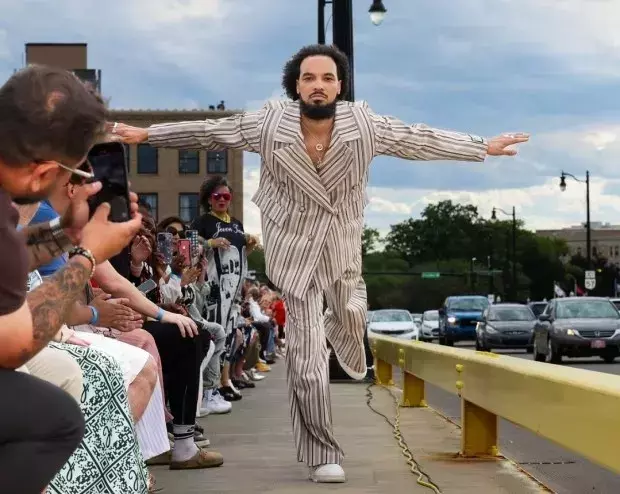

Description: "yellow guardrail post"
461 399 499 457
375 358 393 386
402 372 426 407
457 362 499 457
372 337 393 386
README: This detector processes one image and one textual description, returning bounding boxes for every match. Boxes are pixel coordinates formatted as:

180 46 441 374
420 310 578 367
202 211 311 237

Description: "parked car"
475 303 535 352
438 295 490 346
410 313 423 328
419 310 439 341
367 309 419 340
533 297 620 364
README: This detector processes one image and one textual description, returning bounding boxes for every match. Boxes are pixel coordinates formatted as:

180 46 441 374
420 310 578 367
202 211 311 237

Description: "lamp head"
559 173 567 192
369 0 387 26
491 208 497 221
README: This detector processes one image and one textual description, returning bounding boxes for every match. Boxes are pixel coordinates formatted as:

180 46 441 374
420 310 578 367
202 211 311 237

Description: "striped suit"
148 99 488 466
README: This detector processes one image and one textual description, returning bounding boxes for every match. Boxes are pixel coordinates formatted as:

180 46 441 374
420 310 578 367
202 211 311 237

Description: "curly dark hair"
281 44 350 101
199 175 232 213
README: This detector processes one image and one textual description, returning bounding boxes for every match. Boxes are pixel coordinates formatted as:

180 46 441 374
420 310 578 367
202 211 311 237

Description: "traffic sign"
585 270 596 280
585 279 596 290
422 272 440 279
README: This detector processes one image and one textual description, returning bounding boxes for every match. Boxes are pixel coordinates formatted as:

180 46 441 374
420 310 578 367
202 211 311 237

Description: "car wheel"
602 354 617 364
525 345 533 354
533 338 545 362
547 338 562 364
475 338 482 351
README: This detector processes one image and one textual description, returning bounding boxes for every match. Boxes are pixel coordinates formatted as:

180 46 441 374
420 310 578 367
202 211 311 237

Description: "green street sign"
422 272 440 279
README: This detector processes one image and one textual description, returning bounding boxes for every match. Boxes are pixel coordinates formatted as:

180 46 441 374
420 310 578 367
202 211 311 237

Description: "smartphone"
186 230 199 262
178 239 192 267
137 278 157 295
87 142 130 222
157 232 173 265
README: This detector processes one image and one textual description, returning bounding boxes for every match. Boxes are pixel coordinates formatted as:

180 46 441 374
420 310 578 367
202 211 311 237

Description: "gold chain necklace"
301 122 333 166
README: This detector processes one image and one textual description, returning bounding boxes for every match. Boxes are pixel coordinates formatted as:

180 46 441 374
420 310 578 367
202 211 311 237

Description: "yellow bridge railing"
369 333 620 474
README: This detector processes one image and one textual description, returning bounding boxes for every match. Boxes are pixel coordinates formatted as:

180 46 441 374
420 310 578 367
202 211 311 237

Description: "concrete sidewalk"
151 361 545 493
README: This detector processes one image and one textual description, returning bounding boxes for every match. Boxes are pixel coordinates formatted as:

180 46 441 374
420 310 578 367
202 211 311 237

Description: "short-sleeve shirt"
0 188 28 316
29 201 67 277
190 213 247 328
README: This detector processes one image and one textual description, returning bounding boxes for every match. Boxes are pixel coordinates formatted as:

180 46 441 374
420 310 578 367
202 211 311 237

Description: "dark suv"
438 295 490 346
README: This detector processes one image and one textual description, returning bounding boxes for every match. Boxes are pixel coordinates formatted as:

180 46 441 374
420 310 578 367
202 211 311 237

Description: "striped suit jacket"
148 100 488 299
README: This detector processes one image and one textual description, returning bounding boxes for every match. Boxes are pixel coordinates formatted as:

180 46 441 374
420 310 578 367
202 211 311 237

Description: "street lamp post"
492 206 517 300
560 170 591 269
318 0 388 101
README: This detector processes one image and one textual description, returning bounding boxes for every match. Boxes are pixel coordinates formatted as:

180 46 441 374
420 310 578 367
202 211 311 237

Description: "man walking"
111 44 528 483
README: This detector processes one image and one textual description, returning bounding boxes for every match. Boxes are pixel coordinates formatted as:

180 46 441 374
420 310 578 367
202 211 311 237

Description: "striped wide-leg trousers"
283 271 367 467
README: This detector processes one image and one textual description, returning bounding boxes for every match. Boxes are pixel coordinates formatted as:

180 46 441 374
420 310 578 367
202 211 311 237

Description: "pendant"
315 143 324 152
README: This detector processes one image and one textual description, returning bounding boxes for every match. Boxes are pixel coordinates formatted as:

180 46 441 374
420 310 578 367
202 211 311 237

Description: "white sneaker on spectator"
247 369 265 381
198 389 231 416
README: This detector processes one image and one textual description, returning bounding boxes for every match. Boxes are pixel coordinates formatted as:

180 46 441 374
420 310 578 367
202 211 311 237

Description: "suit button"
351 185 358 191
280 181 286 187
308 234 313 241
299 206 306 213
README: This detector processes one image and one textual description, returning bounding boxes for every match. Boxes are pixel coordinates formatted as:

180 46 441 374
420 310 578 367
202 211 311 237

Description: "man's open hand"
487 133 530 156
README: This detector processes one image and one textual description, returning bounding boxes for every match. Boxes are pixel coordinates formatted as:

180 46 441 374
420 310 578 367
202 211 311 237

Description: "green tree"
385 200 484 263
362 225 381 257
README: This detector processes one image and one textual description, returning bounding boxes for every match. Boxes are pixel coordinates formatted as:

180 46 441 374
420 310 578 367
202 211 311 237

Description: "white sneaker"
198 390 232 416
247 369 265 381
309 464 346 483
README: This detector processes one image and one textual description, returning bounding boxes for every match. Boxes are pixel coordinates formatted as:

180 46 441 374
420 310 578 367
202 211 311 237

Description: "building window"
207 151 228 174
138 193 158 221
137 144 158 174
179 193 199 223
178 150 199 174
616 246 619 257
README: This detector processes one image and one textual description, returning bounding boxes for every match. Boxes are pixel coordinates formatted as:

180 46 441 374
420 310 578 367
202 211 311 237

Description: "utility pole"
331 0 355 101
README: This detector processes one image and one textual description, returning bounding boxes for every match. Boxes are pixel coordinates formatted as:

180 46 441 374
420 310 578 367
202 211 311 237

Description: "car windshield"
529 303 547 317
488 307 534 321
556 300 620 319
372 311 412 323
424 311 439 321
448 297 489 312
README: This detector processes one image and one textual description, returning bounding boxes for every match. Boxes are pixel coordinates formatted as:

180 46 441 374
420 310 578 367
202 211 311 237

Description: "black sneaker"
219 386 242 402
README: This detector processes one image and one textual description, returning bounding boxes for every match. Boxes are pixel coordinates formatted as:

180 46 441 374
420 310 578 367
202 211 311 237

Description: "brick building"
536 222 620 264
21 42 244 224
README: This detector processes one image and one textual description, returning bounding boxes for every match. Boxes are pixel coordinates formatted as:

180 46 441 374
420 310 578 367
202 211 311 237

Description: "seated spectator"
26 270 151 494
0 64 142 493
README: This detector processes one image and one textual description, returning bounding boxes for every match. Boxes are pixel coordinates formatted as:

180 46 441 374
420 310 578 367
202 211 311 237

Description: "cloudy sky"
2 0 620 237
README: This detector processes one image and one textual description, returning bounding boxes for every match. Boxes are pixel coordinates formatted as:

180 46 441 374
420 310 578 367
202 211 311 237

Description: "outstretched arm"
111 107 265 153
367 105 528 162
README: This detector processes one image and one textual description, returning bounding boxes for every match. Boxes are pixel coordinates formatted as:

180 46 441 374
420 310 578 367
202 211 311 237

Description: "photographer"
0 65 142 493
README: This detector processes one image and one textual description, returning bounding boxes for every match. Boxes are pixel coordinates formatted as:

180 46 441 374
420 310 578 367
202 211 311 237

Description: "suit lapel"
319 103 361 206
272 101 334 212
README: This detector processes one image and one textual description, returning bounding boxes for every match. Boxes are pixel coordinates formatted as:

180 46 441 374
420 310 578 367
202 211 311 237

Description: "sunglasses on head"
212 192 232 201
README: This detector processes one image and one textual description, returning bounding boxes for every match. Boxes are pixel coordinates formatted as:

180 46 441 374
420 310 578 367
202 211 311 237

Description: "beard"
300 98 337 120
12 193 47 205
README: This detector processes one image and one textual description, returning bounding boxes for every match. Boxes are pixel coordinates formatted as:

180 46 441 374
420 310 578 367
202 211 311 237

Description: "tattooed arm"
0 256 91 368
20 220 74 272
